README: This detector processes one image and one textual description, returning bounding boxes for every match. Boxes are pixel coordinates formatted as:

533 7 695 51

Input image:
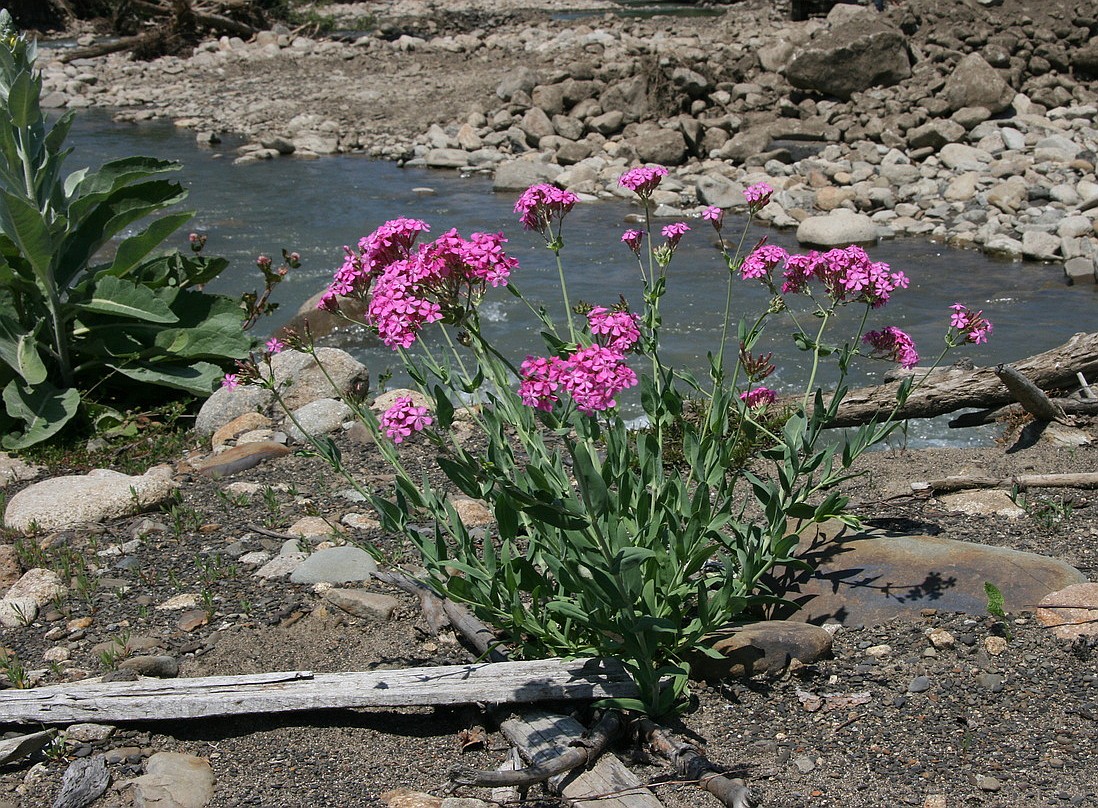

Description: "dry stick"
1078 372 1096 400
994 364 1067 422
949 398 1098 428
449 710 626 788
371 570 510 662
910 472 1098 494
639 718 755 808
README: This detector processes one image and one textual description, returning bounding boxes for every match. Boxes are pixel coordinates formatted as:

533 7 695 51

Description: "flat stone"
254 553 305 579
0 597 38 628
157 593 199 611
0 453 42 487
324 588 399 620
289 546 378 585
4 568 65 607
175 610 209 633
774 526 1086 626
186 441 291 478
1036 582 1098 638
691 620 833 679
937 490 1026 518
795 210 878 246
66 723 115 743
285 398 352 444
54 755 110 808
119 655 180 678
4 466 175 532
211 412 273 447
131 752 215 808
907 675 931 693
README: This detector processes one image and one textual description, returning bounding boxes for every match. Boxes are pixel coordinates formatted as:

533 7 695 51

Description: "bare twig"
449 710 625 787
640 718 754 808
995 364 1067 422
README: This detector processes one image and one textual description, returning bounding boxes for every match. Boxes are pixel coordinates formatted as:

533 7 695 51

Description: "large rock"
795 210 879 246
289 545 378 584
131 752 215 808
194 385 273 439
4 466 175 532
943 53 1015 114
784 19 910 100
599 75 650 123
492 158 563 191
695 174 744 208
1036 583 1098 639
772 527 1087 627
691 621 834 680
632 129 688 166
275 288 372 343
264 347 368 411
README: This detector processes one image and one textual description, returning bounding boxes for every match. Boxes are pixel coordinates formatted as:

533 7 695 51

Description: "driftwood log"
949 398 1098 428
0 659 638 725
821 332 1098 428
911 472 1098 494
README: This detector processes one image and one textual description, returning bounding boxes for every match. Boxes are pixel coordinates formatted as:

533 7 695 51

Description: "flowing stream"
68 110 1097 446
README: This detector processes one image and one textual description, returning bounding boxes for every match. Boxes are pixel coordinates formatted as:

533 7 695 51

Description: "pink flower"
621 229 645 254
514 184 579 234
949 304 993 345
741 244 788 280
661 222 690 248
518 355 565 412
817 246 908 308
863 327 919 369
265 337 285 355
781 251 822 295
740 387 777 408
380 396 433 443
222 373 240 391
743 182 773 211
701 206 724 230
518 346 638 415
619 165 668 197
588 306 641 352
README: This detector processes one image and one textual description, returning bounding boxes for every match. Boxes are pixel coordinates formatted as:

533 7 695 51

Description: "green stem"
553 247 577 342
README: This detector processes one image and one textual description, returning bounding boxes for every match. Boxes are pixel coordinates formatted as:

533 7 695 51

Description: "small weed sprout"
0 649 30 689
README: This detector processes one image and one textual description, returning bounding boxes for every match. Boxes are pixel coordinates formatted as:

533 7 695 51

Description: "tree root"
639 718 755 808
448 709 625 787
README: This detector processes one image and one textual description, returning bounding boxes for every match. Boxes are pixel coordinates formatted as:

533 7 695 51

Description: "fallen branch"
820 332 1098 428
911 472 1098 494
995 364 1066 422
57 33 154 62
449 710 625 787
372 570 510 662
949 398 1098 428
0 659 638 725
640 718 755 808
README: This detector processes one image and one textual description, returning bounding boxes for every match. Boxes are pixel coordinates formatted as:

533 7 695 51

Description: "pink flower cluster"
743 182 774 211
863 327 920 369
621 229 645 254
514 184 580 234
949 304 993 344
587 307 641 353
519 345 639 415
701 206 724 229
740 387 777 408
380 396 433 443
319 219 518 349
741 244 910 308
661 222 690 249
619 165 668 197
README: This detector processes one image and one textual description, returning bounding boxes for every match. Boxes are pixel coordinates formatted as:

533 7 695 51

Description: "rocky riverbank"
36 0 1098 281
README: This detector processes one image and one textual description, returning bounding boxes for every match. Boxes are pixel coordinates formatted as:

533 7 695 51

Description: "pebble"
907 675 932 693
975 774 1002 792
984 636 1008 656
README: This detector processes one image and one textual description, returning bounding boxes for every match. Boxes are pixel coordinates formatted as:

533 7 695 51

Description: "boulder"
497 68 537 101
277 288 372 344
796 210 879 246
492 158 563 191
195 385 273 438
131 752 215 808
784 19 910 101
265 348 369 411
632 129 688 166
691 621 834 680
285 398 353 444
1036 583 1098 639
425 148 469 168
772 527 1087 627
599 75 650 123
696 174 743 208
943 53 1015 114
905 119 965 150
4 466 175 532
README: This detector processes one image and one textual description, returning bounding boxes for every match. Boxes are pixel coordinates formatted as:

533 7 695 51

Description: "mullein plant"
230 166 991 716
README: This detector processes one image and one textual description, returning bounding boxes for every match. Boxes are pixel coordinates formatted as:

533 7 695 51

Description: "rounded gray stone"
289 546 378 585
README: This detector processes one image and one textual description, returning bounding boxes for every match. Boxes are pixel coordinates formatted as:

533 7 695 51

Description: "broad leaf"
0 187 55 292
107 361 222 396
77 275 179 323
0 312 46 384
1 380 80 449
6 69 37 128
101 211 195 280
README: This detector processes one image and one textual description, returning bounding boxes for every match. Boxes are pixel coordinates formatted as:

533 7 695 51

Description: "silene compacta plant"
231 165 991 717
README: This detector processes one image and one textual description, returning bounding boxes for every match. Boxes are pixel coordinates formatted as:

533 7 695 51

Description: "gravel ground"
1 423 1096 808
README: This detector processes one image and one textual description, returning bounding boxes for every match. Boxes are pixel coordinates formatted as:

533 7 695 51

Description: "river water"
68 110 1096 446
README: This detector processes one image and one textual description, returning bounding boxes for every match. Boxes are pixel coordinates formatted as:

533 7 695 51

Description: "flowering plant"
240 167 988 716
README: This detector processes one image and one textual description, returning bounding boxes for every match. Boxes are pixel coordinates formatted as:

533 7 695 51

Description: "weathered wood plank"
502 710 663 808
0 658 637 726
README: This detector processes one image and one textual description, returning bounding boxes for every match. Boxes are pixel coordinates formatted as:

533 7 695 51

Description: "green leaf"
107 361 222 395
0 188 55 290
102 211 195 280
6 69 37 128
78 275 179 323
0 312 46 385
1 380 80 449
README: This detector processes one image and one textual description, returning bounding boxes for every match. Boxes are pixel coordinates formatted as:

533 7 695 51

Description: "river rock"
211 412 272 448
3 568 65 607
288 545 378 584
936 490 1026 518
691 621 833 679
4 466 175 532
492 157 562 190
774 528 1087 626
796 210 878 246
118 655 180 678
0 453 42 487
696 173 743 208
1021 230 1061 261
131 752 215 808
373 389 432 413
285 398 353 444
264 347 369 411
633 128 687 166
276 288 372 343
426 148 469 168
324 588 399 620
943 53 1015 114
195 385 273 438
1036 583 1098 639
784 19 911 100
